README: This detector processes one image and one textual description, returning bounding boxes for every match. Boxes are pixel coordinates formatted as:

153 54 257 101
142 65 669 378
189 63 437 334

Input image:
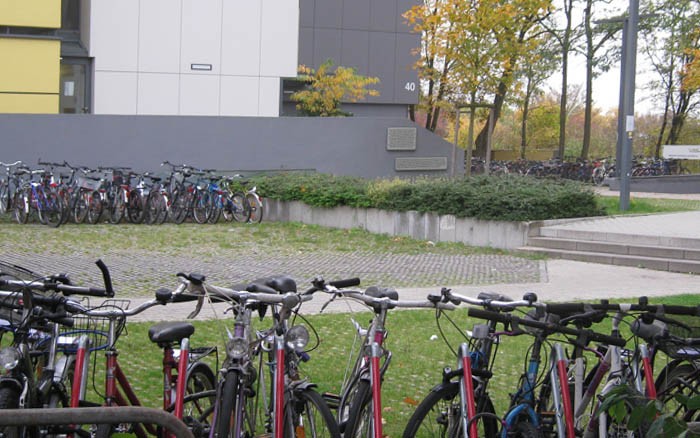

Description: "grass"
83 293 699 437
597 196 700 215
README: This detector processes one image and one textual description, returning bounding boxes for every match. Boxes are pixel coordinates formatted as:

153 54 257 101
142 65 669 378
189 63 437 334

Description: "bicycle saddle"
245 275 298 294
148 321 195 346
365 286 399 300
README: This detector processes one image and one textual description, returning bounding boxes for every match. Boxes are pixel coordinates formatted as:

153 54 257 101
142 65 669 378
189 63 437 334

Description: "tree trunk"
520 98 530 159
475 80 508 157
557 0 574 159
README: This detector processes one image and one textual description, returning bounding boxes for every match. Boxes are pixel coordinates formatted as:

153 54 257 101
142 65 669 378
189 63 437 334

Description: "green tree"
291 60 379 117
642 0 700 154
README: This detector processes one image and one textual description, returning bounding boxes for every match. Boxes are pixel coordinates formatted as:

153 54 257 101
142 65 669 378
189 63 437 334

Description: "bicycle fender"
0 376 23 393
290 379 318 392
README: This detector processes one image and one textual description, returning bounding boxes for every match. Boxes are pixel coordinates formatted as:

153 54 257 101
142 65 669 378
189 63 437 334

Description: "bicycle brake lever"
320 293 339 314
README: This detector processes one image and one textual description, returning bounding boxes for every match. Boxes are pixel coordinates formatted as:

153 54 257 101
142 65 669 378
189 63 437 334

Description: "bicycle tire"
126 189 145 224
170 190 190 224
207 195 222 224
246 193 263 223
656 361 700 422
284 387 341 438
0 181 8 214
13 190 29 224
402 381 498 438
145 191 167 225
108 188 125 224
342 380 373 438
214 370 255 438
226 193 250 223
86 191 103 224
72 191 89 224
192 191 211 224
40 190 65 228
182 362 217 437
0 386 23 438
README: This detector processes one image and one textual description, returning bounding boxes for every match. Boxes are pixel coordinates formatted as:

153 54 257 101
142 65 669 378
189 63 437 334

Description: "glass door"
60 58 91 113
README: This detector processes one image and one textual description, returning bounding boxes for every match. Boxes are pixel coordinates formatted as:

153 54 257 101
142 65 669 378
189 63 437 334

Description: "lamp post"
618 0 639 211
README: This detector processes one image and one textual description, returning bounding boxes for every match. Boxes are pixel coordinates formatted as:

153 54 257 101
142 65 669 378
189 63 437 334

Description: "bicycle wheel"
108 188 125 224
169 190 190 224
402 381 498 438
246 193 263 223
284 388 341 438
207 195 222 224
0 181 8 214
342 380 373 438
0 386 23 438
182 362 217 437
39 190 65 228
13 190 29 224
224 193 250 223
192 191 212 224
145 191 167 225
72 191 89 224
656 361 700 422
214 370 255 438
86 192 103 224
126 189 145 224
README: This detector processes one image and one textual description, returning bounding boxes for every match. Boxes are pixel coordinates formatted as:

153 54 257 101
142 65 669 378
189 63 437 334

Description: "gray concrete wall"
0 114 463 179
606 175 700 194
264 199 533 249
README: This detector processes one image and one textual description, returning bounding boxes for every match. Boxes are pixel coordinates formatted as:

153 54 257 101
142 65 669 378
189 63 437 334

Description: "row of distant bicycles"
478 157 692 185
1 258 700 437
0 160 263 228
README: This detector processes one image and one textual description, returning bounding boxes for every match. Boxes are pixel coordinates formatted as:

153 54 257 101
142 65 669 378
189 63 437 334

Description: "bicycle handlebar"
467 307 627 347
0 260 113 298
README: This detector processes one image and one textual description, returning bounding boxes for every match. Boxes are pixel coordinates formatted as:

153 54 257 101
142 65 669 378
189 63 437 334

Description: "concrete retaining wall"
264 199 534 249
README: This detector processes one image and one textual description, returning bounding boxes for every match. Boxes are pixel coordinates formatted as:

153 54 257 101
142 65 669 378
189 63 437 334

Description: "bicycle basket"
58 299 130 353
657 314 700 359
77 176 103 191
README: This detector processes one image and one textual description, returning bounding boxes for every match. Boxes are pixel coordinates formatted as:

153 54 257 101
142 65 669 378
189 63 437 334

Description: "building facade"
1 0 419 117
0 0 62 113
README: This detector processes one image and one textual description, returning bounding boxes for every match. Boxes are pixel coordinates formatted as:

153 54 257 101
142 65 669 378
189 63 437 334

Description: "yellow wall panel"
0 38 60 94
0 0 61 28
0 94 58 113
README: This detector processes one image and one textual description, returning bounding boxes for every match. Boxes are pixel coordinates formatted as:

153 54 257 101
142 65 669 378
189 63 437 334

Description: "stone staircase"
519 215 700 274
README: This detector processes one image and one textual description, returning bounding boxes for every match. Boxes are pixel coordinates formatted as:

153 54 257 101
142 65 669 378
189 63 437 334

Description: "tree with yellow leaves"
291 60 380 117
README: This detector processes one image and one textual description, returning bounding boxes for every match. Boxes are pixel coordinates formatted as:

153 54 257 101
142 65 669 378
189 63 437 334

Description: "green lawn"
103 293 699 436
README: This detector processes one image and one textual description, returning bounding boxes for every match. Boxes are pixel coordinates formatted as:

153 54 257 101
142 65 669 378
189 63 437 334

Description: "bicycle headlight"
285 325 309 350
226 338 249 359
0 347 20 372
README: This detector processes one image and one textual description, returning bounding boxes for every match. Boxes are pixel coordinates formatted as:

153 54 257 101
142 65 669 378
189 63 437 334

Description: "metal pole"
619 0 639 211
615 20 627 180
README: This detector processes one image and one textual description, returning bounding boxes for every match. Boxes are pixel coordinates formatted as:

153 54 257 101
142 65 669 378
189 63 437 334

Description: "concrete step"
527 237 700 261
519 246 700 274
538 227 700 250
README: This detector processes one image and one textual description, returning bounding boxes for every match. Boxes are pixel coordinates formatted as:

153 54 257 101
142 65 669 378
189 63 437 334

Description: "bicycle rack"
0 406 194 438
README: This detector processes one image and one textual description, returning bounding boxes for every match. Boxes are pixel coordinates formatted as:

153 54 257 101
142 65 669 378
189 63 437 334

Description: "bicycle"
311 278 455 438
13 166 66 227
175 272 341 438
0 160 24 215
61 271 218 438
0 259 114 437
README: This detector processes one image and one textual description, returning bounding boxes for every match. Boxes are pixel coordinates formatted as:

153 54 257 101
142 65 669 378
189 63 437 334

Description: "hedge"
233 173 604 222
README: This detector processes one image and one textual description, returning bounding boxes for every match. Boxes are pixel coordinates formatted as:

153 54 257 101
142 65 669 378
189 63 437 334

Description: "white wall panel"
260 0 299 77
138 0 181 73
181 0 222 75
220 76 259 116
221 0 262 76
137 73 179 115
93 72 137 114
258 77 280 117
90 0 139 71
179 74 220 115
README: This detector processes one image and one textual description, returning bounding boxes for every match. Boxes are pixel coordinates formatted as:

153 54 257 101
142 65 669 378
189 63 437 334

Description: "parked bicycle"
175 272 341 438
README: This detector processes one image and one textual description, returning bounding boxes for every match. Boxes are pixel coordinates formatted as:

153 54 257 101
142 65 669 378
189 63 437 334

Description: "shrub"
246 173 604 222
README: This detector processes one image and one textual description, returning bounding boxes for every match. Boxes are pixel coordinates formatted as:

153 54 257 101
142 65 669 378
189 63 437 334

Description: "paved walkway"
2 189 698 322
